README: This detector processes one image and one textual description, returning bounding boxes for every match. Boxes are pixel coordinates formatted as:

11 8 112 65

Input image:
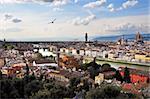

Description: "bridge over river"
83 57 150 71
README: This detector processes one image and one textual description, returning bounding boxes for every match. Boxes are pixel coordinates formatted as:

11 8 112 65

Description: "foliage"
101 63 111 72
86 85 121 99
3 44 14 50
114 70 123 83
124 67 131 83
81 79 91 91
87 59 101 79
70 77 81 87
80 63 90 70
0 79 20 98
36 53 43 59
0 70 2 80
0 67 138 99
31 81 75 99
24 80 43 97
0 76 75 98
12 78 25 98
30 89 51 99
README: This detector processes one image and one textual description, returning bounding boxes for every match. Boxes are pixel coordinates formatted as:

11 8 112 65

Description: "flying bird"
48 18 56 24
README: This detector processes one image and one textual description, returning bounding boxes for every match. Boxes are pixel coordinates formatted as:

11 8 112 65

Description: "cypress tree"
114 70 123 83
124 67 131 83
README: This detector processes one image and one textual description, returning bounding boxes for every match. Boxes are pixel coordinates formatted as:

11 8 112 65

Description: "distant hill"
93 33 150 42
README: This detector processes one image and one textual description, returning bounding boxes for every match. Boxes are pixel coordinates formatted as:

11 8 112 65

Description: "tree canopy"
124 67 131 83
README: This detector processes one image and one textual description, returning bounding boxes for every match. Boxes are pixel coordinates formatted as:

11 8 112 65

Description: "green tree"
101 63 111 72
82 79 91 91
3 44 14 50
86 85 121 99
0 79 19 98
36 53 43 59
12 78 25 98
24 80 43 98
114 70 123 83
7 45 14 50
70 77 81 87
30 89 51 99
87 58 101 79
124 67 131 83
33 82 75 98
24 63 30 83
80 63 89 70
0 70 2 80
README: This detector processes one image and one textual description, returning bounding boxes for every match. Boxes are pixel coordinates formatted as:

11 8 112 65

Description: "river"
83 58 150 71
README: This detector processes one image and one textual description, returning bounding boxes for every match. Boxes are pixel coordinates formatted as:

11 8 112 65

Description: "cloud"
12 18 22 23
5 28 23 33
1 14 148 40
74 0 79 3
72 14 96 25
122 0 138 9
53 7 64 11
0 0 69 5
105 23 149 33
3 13 23 24
0 0 24 4
83 0 106 9
107 3 115 12
50 0 70 7
116 7 123 11
4 14 13 21
107 0 138 12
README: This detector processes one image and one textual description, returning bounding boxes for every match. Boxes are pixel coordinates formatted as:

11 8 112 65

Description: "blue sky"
0 0 149 41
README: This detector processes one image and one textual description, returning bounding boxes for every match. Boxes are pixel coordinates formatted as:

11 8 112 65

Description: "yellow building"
0 58 5 67
48 71 69 82
1 70 8 75
95 73 104 85
135 54 150 62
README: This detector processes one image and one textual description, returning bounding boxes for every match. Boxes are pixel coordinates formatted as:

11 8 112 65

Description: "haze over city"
0 0 149 41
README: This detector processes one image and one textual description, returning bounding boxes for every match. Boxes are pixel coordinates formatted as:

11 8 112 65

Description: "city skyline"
0 0 149 41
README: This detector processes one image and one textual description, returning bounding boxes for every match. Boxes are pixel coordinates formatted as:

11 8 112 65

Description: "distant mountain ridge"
93 33 150 42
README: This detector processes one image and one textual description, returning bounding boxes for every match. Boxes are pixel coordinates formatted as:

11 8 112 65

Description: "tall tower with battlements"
85 33 88 42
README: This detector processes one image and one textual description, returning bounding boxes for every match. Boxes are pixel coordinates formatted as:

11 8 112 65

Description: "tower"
117 35 125 45
135 32 143 43
136 32 143 41
85 33 88 42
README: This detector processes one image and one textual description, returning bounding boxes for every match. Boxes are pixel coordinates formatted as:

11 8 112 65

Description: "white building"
38 48 57 57
60 48 65 53
72 49 77 55
85 50 92 57
33 61 58 67
80 50 85 56
91 50 98 57
103 51 108 58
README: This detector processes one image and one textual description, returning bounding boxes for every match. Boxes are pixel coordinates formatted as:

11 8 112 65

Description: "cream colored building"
135 54 150 63
0 58 5 67
108 53 115 59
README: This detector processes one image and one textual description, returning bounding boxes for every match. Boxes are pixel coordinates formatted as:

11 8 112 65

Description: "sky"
0 0 149 41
